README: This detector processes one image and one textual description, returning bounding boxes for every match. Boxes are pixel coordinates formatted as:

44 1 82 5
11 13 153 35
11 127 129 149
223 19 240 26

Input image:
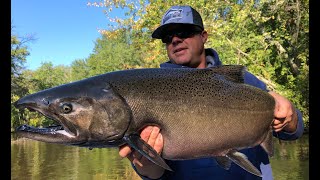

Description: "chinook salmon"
14 65 275 177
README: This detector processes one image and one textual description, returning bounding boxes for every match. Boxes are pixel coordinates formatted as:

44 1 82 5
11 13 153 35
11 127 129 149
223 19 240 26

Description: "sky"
11 0 124 70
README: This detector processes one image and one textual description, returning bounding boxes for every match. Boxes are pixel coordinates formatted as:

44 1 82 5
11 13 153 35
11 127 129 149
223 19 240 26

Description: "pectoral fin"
226 150 262 177
123 134 172 171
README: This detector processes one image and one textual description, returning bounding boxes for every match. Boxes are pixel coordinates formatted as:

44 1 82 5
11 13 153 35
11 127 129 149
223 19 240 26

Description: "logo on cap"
162 9 183 24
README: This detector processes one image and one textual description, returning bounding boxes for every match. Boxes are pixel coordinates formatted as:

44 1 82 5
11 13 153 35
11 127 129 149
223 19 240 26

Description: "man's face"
162 25 208 68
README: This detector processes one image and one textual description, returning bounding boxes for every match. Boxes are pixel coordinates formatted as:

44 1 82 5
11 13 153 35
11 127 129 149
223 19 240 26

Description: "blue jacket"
133 48 304 180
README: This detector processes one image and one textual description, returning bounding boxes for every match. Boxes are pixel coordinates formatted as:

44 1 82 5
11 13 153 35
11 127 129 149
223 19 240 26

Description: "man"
119 5 304 180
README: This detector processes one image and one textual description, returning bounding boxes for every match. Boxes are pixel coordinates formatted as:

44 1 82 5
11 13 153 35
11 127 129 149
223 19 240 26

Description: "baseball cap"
152 5 204 39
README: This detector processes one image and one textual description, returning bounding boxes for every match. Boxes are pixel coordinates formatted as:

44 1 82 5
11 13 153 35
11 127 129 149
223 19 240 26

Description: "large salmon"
14 65 275 177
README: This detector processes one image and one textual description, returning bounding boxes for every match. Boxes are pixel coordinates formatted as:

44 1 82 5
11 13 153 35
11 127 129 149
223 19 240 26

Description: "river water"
11 134 309 180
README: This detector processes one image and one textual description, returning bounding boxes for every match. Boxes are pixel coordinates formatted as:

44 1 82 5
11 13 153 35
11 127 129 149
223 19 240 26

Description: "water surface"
11 134 309 180
270 134 309 180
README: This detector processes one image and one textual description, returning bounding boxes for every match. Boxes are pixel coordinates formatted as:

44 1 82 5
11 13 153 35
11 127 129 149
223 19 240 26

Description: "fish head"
14 80 132 148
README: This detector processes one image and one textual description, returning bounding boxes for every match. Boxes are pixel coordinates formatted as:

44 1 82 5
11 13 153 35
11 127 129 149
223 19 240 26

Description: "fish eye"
60 103 73 114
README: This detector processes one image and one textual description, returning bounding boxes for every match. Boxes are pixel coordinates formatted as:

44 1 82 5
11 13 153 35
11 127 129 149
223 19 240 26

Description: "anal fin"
226 150 262 177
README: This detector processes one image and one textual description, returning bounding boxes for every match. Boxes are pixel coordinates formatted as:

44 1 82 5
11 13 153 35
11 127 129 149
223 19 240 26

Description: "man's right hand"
119 126 165 179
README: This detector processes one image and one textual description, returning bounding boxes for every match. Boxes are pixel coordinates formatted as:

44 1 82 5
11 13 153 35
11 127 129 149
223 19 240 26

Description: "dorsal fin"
208 65 247 83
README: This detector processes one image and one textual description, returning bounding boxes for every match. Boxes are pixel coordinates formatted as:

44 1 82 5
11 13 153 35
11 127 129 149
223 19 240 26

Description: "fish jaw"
15 124 79 143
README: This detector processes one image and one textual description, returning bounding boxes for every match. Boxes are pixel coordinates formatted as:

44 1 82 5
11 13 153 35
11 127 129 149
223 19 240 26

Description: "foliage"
70 59 91 81
31 62 72 91
11 29 32 131
86 29 145 76
11 36 29 76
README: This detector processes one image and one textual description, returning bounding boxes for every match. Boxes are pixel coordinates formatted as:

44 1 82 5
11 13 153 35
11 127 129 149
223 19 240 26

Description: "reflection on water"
270 134 309 180
11 134 309 180
11 134 141 180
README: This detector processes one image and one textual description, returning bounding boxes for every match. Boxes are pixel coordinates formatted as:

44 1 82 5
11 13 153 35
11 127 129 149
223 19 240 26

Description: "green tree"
70 59 91 81
31 62 72 91
11 28 35 131
86 29 144 76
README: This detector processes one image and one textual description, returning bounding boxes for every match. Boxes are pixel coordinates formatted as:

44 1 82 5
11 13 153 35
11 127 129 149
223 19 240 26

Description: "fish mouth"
15 103 79 143
16 124 64 134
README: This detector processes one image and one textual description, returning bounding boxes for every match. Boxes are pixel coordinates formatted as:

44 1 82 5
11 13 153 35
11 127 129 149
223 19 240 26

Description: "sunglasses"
161 31 202 44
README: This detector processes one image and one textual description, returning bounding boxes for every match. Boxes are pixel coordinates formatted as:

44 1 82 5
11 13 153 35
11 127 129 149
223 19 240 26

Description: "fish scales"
103 67 275 159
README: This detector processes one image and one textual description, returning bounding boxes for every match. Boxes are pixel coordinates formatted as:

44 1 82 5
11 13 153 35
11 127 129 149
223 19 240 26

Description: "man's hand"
119 126 165 179
269 91 298 133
